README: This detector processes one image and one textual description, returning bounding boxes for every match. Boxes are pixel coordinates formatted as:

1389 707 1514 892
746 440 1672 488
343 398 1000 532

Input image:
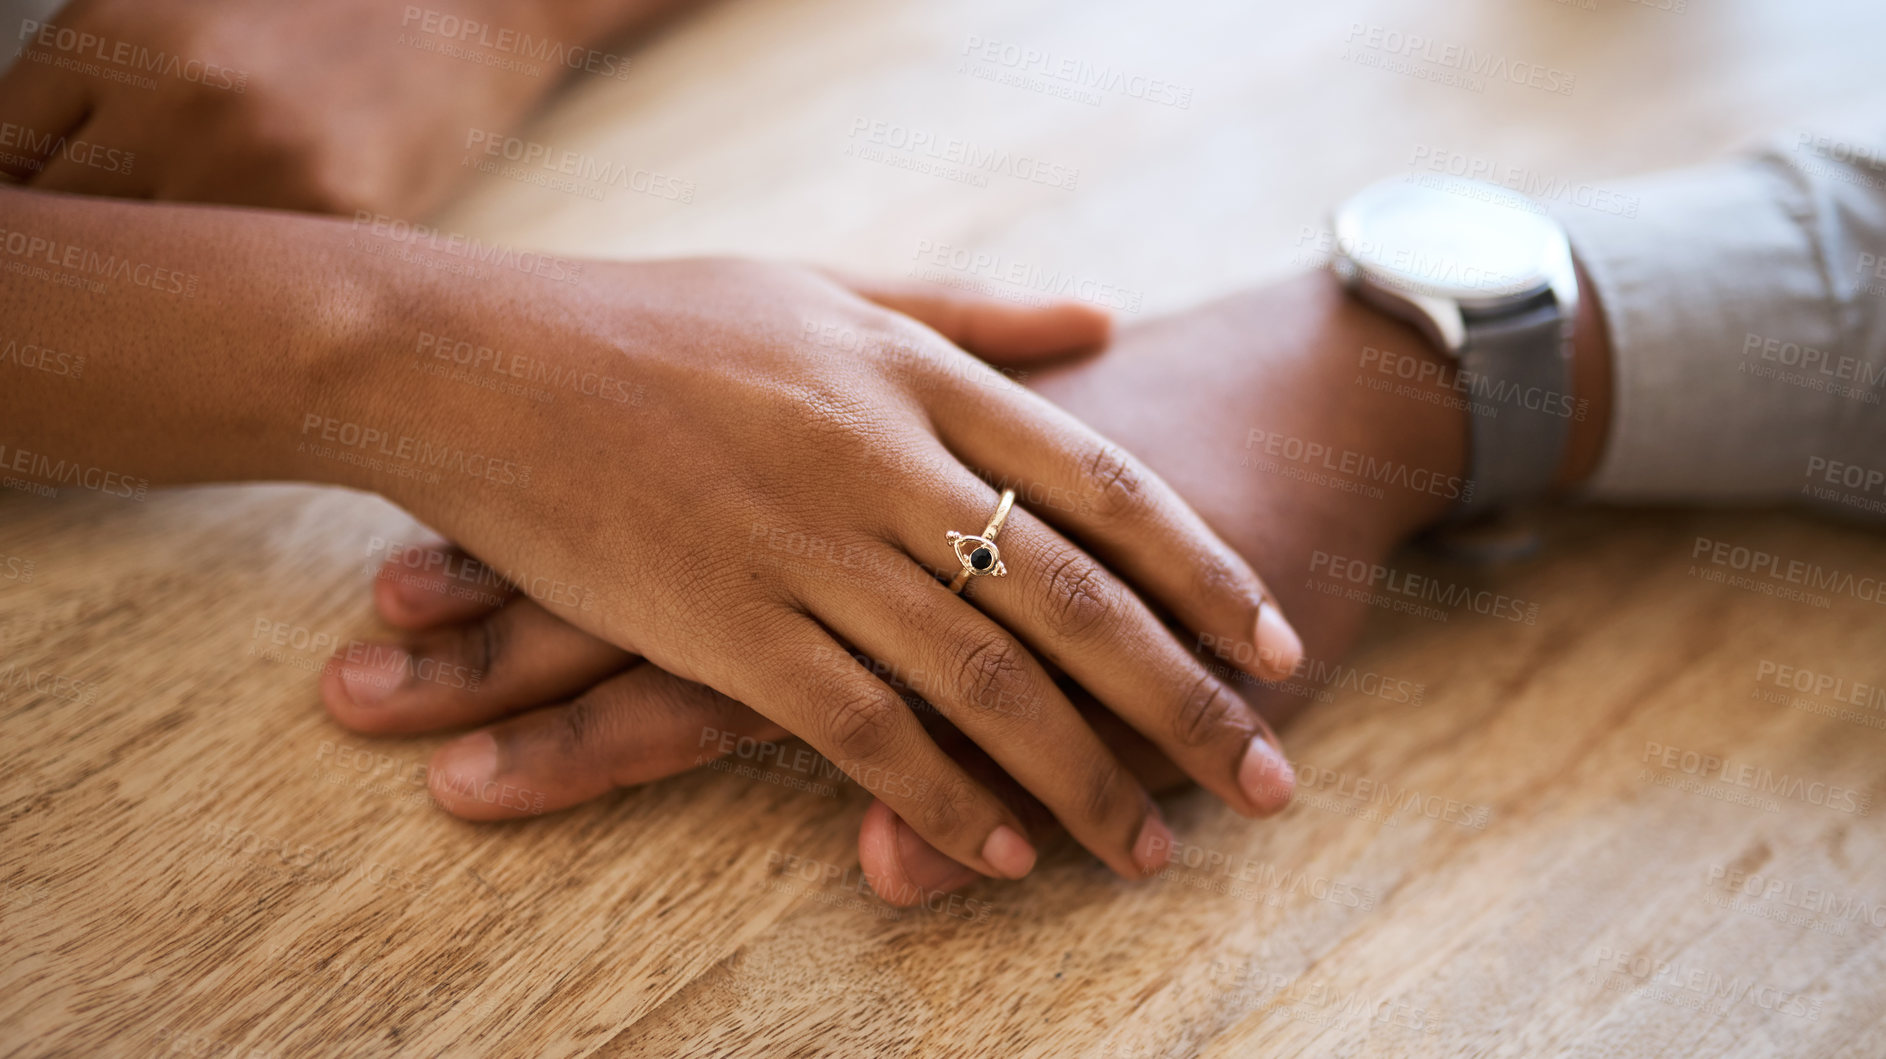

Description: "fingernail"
338 645 410 709
895 818 978 894
1254 600 1304 678
1238 736 1295 815
432 731 499 794
1131 812 1174 876
981 825 1037 880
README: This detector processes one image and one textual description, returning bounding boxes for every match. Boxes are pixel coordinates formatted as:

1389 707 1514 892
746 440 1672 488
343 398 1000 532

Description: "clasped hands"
0 0 1454 907
315 257 1307 901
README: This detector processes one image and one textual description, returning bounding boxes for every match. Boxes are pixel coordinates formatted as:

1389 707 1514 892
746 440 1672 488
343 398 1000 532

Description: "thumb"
825 269 1112 364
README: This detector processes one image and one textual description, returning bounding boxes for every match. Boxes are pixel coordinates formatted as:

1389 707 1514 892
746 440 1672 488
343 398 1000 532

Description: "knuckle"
1079 442 1147 523
914 777 972 841
1038 548 1115 641
950 632 1031 717
1194 548 1262 611
823 685 902 762
1077 755 1130 829
557 695 604 755
461 614 505 684
1174 672 1242 749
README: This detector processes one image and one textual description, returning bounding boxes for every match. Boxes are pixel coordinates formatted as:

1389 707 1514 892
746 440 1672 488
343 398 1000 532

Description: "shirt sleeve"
1553 127 1886 522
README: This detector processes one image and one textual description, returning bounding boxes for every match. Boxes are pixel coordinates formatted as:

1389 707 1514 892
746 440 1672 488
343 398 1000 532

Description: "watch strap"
1451 299 1572 519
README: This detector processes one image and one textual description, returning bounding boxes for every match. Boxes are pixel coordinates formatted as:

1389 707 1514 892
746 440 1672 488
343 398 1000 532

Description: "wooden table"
5 0 1884 1055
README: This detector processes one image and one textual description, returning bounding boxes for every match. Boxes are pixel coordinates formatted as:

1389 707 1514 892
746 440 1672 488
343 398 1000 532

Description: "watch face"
1335 178 1558 304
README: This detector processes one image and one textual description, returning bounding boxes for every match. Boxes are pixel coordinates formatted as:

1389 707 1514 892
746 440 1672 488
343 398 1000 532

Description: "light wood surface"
5 0 1886 1056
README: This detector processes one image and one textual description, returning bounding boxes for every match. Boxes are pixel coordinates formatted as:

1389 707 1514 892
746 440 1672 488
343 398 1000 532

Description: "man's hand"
0 0 618 214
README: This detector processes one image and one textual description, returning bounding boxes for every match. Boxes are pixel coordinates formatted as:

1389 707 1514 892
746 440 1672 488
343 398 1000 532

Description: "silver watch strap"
1451 299 1571 518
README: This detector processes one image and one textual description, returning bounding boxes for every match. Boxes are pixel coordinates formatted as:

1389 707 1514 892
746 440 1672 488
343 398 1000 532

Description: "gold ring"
946 489 1015 593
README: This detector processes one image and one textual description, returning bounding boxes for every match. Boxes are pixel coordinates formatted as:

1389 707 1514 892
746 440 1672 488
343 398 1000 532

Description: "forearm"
0 189 391 490
1553 130 1886 511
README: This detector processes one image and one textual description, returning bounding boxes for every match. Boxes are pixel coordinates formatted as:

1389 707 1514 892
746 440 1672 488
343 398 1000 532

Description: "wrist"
1322 248 1615 529
1303 272 1471 536
277 225 440 496
1555 255 1613 490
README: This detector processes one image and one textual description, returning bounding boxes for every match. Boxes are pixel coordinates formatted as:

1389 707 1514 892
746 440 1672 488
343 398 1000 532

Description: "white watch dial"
1335 178 1559 305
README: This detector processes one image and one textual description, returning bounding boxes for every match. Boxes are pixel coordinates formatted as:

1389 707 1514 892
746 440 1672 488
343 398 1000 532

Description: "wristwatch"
1329 176 1578 518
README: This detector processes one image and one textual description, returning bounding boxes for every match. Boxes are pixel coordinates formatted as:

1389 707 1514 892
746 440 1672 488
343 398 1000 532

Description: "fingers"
427 664 786 819
831 269 1112 361
932 383 1304 683
29 112 147 198
814 566 1174 882
895 474 1294 820
981 511 1296 818
862 695 1239 906
0 60 89 182
726 614 1041 881
371 542 514 630
321 596 629 734
31 148 139 198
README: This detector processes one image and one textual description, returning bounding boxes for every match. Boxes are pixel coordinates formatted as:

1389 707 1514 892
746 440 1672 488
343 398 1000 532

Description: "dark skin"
0 0 694 213
1 0 1615 902
350 268 1613 901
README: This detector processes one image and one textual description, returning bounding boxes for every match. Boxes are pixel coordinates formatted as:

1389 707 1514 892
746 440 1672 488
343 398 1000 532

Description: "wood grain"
5 0 1886 1055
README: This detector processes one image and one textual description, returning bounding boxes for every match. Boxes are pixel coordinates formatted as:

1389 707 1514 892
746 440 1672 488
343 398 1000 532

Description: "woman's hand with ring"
321 256 1306 883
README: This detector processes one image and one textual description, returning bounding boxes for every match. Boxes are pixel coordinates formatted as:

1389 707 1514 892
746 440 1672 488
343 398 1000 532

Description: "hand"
321 256 1306 884
0 0 590 214
327 273 1455 901
863 273 1470 899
